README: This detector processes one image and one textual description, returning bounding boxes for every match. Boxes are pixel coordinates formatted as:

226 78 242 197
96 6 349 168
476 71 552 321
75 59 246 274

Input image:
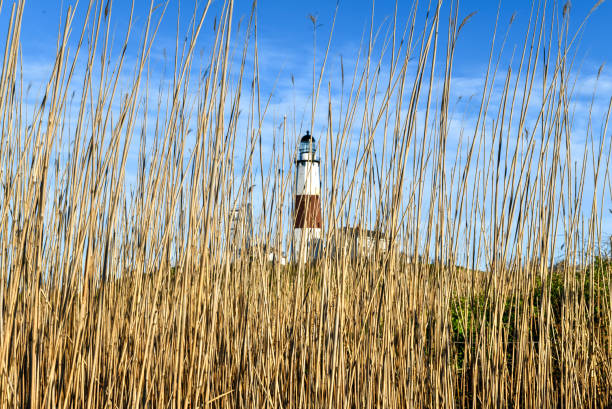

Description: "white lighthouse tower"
293 131 323 262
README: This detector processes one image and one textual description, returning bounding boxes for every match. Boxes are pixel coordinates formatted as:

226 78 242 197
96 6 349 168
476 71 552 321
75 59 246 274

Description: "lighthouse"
293 131 323 262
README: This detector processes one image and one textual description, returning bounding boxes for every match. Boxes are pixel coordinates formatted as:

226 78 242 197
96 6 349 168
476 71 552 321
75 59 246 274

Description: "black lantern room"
298 131 317 159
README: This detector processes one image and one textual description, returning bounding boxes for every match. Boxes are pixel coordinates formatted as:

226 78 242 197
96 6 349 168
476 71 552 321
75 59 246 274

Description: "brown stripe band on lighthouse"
294 194 322 228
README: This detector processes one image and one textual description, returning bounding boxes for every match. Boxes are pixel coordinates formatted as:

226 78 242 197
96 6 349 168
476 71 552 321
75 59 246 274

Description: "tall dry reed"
0 0 611 408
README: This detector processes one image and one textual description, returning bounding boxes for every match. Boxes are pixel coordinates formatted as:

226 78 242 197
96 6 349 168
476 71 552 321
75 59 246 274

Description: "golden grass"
0 0 611 407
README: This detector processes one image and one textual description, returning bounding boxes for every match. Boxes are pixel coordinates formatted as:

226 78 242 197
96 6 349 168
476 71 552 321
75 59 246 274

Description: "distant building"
331 226 388 259
267 250 288 266
228 202 253 257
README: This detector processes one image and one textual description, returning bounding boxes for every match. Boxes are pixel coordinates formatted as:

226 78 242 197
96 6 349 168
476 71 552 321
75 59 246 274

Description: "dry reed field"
1 0 611 407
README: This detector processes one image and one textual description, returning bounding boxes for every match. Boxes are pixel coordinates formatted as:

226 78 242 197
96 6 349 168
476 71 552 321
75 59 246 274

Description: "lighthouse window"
299 131 316 154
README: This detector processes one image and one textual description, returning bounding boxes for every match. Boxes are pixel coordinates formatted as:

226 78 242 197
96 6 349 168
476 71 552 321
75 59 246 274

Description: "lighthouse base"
292 228 322 263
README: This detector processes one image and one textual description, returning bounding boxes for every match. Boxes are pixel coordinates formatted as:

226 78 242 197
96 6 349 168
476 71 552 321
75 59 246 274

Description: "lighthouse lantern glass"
299 132 316 159
299 140 316 154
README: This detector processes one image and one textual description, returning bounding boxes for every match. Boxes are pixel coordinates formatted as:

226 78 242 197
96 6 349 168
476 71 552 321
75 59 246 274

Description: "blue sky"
3 0 612 260
15 0 612 65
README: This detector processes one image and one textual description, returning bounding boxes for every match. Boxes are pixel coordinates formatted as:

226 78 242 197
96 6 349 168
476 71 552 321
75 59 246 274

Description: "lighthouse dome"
299 131 317 158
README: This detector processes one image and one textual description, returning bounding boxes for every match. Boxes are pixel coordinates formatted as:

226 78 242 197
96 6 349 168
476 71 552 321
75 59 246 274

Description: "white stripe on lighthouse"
296 161 320 196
